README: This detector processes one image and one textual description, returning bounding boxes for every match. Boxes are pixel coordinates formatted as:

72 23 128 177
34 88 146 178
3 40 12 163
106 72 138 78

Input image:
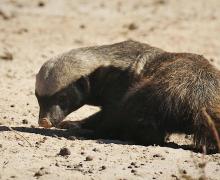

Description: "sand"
0 0 220 179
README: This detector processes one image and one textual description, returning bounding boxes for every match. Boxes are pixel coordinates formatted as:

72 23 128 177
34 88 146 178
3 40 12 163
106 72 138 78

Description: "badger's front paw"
58 120 82 130
38 118 53 129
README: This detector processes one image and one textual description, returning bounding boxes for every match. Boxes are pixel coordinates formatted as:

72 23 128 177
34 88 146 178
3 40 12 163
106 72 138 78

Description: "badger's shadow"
0 125 128 145
0 125 217 154
0 125 95 140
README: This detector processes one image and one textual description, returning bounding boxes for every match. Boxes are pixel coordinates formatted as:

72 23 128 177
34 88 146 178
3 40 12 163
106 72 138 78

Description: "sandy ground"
0 0 220 179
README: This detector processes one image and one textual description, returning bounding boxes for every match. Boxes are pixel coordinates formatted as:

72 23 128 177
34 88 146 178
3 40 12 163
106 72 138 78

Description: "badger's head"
35 53 92 128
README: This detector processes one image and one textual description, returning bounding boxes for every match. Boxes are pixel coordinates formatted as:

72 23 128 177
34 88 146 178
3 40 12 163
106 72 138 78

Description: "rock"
80 24 86 29
153 154 162 158
85 156 93 161
30 125 36 128
58 147 71 156
127 23 138 31
0 51 13 61
16 28 28 34
22 119 28 124
100 165 106 170
88 169 93 174
131 169 137 174
131 162 136 166
0 9 15 20
92 148 100 152
34 167 49 177
55 162 59 167
38 1 45 7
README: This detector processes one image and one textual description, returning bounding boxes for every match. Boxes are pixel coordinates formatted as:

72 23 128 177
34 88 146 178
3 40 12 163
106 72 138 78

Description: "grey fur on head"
35 49 110 96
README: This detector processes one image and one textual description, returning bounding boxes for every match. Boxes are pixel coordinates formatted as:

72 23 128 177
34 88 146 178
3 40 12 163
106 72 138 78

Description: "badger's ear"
76 76 90 96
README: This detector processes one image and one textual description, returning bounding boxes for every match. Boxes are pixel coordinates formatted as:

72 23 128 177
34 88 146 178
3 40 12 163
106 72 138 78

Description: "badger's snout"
38 104 66 128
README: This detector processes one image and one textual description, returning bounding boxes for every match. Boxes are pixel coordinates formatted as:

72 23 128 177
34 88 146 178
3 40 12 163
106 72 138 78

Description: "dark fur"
36 40 220 150
95 53 220 150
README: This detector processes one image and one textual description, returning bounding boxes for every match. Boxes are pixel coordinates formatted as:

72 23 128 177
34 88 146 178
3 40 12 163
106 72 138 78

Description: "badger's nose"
38 118 53 128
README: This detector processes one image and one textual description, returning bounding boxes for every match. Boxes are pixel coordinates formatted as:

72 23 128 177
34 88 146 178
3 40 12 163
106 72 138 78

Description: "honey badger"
35 40 161 127
35 40 220 150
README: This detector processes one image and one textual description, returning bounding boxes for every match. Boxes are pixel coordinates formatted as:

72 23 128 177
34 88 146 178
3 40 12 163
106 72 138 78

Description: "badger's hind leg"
195 105 220 151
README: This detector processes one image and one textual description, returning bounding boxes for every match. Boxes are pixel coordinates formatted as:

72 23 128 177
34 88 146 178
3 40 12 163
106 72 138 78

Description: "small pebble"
153 154 162 158
198 162 206 168
58 147 71 156
34 167 49 177
131 169 137 173
171 174 178 178
0 51 13 60
55 162 59 167
131 162 136 166
127 23 138 31
92 148 100 152
38 1 45 7
10 105 15 108
100 165 106 170
74 163 83 168
80 24 85 29
182 170 187 174
35 142 40 145
85 156 93 161
22 119 28 124
88 169 93 174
